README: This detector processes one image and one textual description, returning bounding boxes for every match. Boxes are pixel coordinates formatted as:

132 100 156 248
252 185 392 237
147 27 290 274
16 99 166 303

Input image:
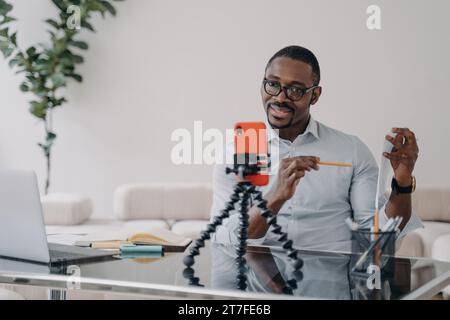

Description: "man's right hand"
247 156 320 239
272 156 320 202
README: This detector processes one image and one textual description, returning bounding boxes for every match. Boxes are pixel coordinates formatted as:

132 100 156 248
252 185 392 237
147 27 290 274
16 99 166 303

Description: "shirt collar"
267 116 320 143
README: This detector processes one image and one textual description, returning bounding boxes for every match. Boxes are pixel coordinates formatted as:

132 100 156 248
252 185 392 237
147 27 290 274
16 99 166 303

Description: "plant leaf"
50 0 67 11
67 73 82 82
70 40 88 50
0 40 14 58
45 19 60 30
0 27 9 37
19 82 29 92
101 1 116 16
81 20 96 32
29 101 47 119
72 54 84 64
50 72 66 87
0 15 16 26
26 46 37 58
9 31 16 46
0 0 13 16
87 1 108 15
8 56 18 67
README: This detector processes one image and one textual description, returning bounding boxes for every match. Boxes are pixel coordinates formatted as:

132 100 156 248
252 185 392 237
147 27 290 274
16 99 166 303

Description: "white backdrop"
1 0 449 218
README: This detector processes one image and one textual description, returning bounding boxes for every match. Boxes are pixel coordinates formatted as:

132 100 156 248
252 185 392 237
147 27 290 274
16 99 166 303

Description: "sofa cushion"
431 234 450 262
163 184 212 220
412 188 450 222
396 232 424 257
171 220 209 239
114 183 212 221
412 221 450 257
41 193 93 225
114 184 165 220
431 234 450 299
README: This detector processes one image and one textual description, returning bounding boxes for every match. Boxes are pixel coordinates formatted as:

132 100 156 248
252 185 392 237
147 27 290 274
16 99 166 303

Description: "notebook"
74 227 192 252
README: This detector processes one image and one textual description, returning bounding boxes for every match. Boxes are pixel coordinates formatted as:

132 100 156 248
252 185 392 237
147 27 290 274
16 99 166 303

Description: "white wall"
1 0 449 218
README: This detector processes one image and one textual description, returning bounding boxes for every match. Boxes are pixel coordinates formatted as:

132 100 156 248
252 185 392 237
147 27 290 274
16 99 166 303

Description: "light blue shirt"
211 117 423 251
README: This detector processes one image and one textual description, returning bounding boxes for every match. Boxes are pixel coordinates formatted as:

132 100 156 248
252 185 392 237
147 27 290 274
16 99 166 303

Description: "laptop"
0 170 117 265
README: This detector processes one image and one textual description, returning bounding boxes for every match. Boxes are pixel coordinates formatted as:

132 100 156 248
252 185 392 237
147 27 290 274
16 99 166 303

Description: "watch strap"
391 177 415 194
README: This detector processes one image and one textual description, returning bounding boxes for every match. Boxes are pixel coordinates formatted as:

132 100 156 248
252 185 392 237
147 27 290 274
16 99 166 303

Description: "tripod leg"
251 189 304 294
235 186 250 290
182 183 245 286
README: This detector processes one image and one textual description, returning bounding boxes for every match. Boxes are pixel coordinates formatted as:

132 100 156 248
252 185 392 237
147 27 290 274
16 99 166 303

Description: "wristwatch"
391 176 416 195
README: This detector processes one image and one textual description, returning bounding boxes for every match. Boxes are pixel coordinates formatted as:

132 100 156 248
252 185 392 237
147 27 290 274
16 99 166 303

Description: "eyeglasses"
262 78 319 101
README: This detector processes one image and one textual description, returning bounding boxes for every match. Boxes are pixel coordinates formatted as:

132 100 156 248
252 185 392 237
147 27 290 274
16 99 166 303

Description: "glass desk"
0 243 449 300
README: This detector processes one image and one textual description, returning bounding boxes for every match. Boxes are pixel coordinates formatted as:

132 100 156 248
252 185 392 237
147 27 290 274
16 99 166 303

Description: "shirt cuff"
379 204 424 241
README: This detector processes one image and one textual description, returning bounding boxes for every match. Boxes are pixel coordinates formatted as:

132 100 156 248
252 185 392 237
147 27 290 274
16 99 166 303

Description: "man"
212 46 422 251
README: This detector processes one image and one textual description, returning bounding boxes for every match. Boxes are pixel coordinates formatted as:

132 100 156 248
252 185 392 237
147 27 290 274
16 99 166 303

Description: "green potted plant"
0 0 123 194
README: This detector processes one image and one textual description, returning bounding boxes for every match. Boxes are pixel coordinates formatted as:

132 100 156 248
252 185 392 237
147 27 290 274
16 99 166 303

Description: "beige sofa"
400 187 450 298
45 184 212 240
113 183 212 238
45 184 450 259
396 187 450 258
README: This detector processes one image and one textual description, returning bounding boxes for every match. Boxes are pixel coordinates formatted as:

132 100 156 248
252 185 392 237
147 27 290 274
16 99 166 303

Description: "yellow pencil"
374 207 380 266
374 207 380 233
318 161 353 167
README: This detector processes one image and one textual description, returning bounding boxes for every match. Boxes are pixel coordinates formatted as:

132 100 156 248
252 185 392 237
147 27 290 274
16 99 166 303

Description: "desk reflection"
210 245 412 300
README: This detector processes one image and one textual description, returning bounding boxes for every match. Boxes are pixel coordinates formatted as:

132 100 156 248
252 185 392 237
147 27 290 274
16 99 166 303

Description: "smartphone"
233 122 269 186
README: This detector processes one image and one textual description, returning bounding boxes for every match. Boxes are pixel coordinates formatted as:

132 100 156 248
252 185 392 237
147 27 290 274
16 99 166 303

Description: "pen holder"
350 229 396 274
349 229 396 299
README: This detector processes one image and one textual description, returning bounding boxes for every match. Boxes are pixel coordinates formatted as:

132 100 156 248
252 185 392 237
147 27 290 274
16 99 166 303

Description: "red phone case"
234 122 269 186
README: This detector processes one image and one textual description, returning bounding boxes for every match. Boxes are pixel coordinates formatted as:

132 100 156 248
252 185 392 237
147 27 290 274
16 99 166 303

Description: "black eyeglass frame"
262 78 320 101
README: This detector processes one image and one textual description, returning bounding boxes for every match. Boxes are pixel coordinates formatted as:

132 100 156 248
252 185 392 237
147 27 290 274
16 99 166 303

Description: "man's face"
262 57 320 130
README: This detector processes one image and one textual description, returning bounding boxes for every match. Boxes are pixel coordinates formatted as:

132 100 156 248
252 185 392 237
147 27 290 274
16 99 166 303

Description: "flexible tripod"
182 164 304 294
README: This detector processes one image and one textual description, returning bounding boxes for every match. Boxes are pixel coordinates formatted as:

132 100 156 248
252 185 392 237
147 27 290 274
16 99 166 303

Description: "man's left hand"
384 127 419 186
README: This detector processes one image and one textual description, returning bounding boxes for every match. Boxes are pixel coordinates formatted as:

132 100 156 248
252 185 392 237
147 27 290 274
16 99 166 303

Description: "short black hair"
266 46 321 85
